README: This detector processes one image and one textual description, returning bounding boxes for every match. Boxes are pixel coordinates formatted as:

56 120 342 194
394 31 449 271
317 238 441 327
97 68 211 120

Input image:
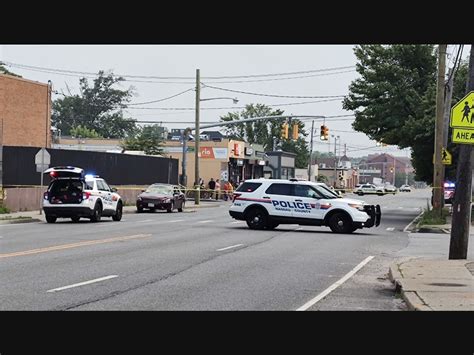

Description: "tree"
121 125 165 155
70 125 102 139
52 71 137 138
220 104 309 168
343 45 450 183
0 62 21 77
316 174 329 183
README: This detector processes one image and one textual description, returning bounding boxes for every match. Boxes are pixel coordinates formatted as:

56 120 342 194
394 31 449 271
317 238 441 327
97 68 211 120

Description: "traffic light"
292 123 299 140
320 125 329 140
281 123 289 139
390 166 394 173
338 172 344 181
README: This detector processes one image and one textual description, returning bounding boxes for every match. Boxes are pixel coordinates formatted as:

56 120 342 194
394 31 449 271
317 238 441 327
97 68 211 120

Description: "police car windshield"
313 185 338 199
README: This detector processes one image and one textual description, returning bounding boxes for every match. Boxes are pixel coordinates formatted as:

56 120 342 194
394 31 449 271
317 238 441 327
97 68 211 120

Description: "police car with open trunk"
229 178 381 234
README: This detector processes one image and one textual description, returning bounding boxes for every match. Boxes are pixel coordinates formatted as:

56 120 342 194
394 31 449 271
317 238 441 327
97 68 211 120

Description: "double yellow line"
0 234 151 259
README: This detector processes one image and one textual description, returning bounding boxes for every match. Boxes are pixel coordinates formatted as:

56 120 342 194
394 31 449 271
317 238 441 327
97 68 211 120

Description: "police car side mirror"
111 187 118 193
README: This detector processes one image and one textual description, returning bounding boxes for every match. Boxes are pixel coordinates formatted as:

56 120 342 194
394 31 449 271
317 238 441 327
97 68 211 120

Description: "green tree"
343 45 450 183
121 125 165 156
52 71 137 138
316 174 328 183
0 62 21 77
220 104 309 168
70 125 102 138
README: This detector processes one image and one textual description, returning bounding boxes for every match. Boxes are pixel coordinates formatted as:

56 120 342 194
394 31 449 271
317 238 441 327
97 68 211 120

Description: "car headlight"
163 198 171 203
348 203 365 211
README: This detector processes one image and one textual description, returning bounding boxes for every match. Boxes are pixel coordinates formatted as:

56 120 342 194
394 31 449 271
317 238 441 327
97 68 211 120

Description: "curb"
402 291 431 311
0 218 42 224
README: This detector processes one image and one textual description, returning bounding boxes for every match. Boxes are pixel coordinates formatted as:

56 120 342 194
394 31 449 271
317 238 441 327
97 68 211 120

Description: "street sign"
36 164 49 173
35 148 51 165
452 128 474 144
441 148 452 165
450 91 474 128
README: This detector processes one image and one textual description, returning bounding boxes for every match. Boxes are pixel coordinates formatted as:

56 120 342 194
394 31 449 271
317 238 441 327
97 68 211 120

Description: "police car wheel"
245 208 267 230
71 216 80 223
328 213 353 234
112 202 123 221
46 215 57 223
90 203 102 222
265 222 279 230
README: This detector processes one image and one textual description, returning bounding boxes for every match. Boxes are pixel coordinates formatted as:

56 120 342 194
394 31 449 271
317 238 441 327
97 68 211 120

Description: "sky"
1 45 468 158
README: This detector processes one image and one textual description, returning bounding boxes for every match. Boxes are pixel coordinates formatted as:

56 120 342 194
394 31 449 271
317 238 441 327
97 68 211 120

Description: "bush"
419 207 450 225
0 205 10 214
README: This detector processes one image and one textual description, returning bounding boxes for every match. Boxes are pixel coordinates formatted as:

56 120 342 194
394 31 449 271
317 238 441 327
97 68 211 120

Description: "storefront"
263 151 296 179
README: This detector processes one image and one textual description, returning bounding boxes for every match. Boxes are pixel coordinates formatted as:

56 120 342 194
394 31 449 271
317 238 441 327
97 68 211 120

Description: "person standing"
215 179 221 200
208 178 216 200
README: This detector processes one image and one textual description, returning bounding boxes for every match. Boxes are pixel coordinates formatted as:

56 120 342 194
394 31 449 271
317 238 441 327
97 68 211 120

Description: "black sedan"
136 184 185 213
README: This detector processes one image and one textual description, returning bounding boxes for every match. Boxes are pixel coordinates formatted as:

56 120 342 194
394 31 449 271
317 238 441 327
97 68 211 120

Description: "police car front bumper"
360 205 381 228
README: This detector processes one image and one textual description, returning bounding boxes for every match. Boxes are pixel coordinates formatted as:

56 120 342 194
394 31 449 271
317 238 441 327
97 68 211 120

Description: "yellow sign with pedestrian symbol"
452 128 474 144
441 148 452 165
450 91 474 128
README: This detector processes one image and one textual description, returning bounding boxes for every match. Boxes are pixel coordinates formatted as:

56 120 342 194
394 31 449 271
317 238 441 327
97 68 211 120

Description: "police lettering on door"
272 200 331 213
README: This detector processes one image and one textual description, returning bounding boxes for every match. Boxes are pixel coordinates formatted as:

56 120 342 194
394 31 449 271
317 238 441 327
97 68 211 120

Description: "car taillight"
233 193 241 202
83 192 91 200
43 192 49 200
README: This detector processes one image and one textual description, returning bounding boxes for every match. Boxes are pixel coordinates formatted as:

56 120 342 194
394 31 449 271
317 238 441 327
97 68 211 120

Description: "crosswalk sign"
441 148 452 165
450 91 474 128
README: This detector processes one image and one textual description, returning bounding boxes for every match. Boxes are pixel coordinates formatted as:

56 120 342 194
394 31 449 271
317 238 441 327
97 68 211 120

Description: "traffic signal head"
281 123 289 139
390 167 394 173
320 125 325 140
292 123 299 140
320 125 329 140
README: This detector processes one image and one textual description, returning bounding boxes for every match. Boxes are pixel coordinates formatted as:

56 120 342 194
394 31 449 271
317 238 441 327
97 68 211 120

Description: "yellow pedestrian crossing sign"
441 148 452 165
450 91 474 128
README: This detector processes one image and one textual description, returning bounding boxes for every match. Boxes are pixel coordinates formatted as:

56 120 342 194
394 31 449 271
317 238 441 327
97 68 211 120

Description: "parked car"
399 184 412 192
384 184 397 194
353 183 385 196
136 183 185 213
43 166 123 223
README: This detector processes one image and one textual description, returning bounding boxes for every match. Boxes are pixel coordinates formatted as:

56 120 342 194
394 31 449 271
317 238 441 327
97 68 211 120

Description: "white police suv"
229 179 381 234
42 166 123 223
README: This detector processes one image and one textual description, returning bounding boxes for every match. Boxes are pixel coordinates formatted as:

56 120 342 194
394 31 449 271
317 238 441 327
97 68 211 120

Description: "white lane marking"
141 219 154 223
403 210 424 233
231 221 242 224
216 244 244 251
386 227 395 231
198 220 214 224
47 275 118 293
168 219 185 223
296 256 375 311
0 222 41 227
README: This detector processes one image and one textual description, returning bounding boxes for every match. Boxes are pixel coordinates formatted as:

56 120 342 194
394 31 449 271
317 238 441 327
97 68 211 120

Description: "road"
0 189 430 310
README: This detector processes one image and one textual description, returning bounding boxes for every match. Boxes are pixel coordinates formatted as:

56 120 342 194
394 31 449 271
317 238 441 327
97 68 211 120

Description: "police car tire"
46 215 57 223
245 208 267 230
90 203 102 222
112 202 123 221
71 216 80 223
328 212 353 234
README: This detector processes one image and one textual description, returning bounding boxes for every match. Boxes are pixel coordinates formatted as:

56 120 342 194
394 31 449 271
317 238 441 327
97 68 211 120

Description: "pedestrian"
208 178 216 200
223 180 230 201
215 179 221 200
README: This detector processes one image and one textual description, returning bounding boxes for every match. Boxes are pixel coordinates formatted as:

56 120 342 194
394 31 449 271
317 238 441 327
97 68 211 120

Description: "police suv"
229 179 381 234
42 166 123 223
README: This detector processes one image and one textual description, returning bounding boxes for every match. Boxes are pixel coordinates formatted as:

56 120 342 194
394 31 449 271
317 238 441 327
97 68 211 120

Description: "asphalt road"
0 189 430 310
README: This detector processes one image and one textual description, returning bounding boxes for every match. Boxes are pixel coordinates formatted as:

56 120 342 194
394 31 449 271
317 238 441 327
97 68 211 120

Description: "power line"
127 89 194 106
202 83 347 99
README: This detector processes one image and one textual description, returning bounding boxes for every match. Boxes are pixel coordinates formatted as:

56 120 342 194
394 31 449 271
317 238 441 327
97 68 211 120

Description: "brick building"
0 74 51 147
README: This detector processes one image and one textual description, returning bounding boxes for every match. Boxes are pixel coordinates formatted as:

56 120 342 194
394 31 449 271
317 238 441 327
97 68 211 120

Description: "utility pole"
181 128 189 187
441 67 455 208
449 44 474 260
333 136 339 187
307 120 314 181
432 44 447 217
393 155 396 186
194 69 200 205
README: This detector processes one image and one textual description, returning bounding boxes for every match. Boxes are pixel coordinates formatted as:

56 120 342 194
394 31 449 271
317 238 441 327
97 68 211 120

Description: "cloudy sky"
1 45 467 157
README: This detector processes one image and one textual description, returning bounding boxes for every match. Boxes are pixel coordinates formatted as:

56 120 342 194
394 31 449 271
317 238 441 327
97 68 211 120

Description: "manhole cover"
428 283 467 287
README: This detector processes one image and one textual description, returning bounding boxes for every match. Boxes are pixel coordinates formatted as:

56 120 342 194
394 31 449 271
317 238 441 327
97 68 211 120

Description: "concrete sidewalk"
0 201 224 224
389 258 474 310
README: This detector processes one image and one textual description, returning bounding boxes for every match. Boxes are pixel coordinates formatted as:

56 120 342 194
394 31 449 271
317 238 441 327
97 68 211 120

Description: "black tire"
328 212 354 234
178 201 184 212
137 206 143 213
245 208 268 230
90 203 102 222
266 222 279 230
46 215 57 223
358 192 364 196
112 202 123 221
71 216 80 223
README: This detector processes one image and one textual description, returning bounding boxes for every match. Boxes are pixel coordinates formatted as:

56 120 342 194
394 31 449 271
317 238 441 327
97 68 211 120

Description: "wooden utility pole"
432 45 447 216
441 67 455 203
194 69 200 205
449 45 474 260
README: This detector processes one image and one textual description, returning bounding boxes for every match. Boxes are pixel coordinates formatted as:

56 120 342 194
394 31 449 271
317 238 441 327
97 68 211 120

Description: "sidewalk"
0 201 224 224
389 216 474 310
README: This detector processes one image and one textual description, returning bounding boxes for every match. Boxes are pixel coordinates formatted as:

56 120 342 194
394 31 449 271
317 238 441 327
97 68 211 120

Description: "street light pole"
194 69 201 205
40 80 51 215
